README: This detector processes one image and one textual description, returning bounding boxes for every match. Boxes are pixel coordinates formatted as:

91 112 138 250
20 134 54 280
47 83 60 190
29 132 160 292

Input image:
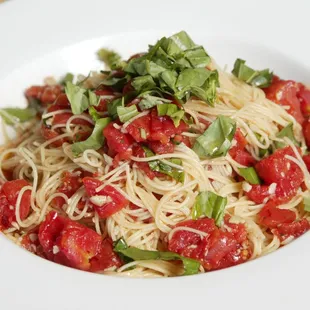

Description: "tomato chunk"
168 217 251 271
148 140 174 154
302 118 310 149
303 154 310 172
298 84 310 118
25 85 62 105
0 180 31 231
255 147 303 200
274 219 310 241
38 211 122 271
246 184 270 204
83 177 129 218
132 144 156 179
94 89 116 112
264 77 304 124
126 115 151 142
229 129 256 166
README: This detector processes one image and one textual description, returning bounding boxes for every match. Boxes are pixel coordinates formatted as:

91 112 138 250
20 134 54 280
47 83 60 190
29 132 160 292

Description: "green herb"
274 123 300 149
65 82 100 115
232 59 273 88
138 94 171 110
131 75 157 93
71 117 111 156
108 97 124 119
60 73 74 85
193 115 236 158
89 106 101 121
117 105 139 123
114 238 200 276
0 108 37 125
97 48 126 70
239 167 261 185
303 196 310 212
142 147 184 183
157 104 184 127
192 191 227 226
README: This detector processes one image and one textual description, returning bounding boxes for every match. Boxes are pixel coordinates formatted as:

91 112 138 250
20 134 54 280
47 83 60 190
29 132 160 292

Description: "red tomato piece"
25 85 62 105
255 147 303 199
298 84 310 118
126 115 151 142
229 129 256 166
41 124 65 147
246 184 270 204
172 134 191 147
264 78 304 124
148 140 174 154
0 180 31 231
103 122 134 155
274 218 310 240
83 177 129 218
53 113 91 126
131 144 156 179
94 89 116 112
38 211 121 271
303 154 310 172
21 227 45 257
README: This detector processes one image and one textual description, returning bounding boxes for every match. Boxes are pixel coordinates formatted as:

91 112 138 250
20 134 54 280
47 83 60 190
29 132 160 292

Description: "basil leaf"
114 238 200 276
157 104 184 127
192 191 227 226
303 196 310 212
181 46 211 68
232 59 273 88
275 123 300 149
88 90 100 107
169 31 196 52
143 147 184 183
71 117 111 156
108 97 124 119
138 94 171 110
97 48 125 70
239 167 261 185
131 75 156 93
60 73 74 85
193 115 236 158
117 105 139 123
89 106 101 121
0 108 37 125
65 82 89 114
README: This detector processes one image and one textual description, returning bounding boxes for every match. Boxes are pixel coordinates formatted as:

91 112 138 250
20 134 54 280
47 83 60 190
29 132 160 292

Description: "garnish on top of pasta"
1 31 310 277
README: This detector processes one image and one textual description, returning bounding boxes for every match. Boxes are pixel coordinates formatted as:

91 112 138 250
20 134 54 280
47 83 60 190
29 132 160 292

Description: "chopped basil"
89 106 101 121
303 196 310 212
60 73 74 85
131 75 157 93
117 105 139 123
239 167 261 185
114 238 200 276
274 123 300 149
192 191 227 226
0 108 37 125
157 103 184 127
232 59 273 88
193 115 236 158
97 48 126 70
142 147 184 183
71 117 111 156
138 94 171 110
107 97 124 119
65 82 100 115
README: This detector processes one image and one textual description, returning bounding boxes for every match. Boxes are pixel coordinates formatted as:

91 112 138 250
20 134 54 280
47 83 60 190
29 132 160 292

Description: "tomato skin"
83 177 129 218
126 115 151 142
38 211 121 271
25 85 62 105
94 89 115 112
148 140 174 154
303 154 310 172
255 147 303 199
173 134 191 147
302 118 310 149
41 124 65 147
103 122 134 155
274 219 310 240
246 184 270 204
168 217 251 271
229 129 256 166
132 144 156 179
53 113 91 126
298 85 310 118
0 180 31 230
21 227 45 257
264 78 304 124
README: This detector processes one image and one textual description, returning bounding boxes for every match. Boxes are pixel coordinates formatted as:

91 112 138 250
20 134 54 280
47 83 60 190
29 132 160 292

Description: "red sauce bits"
168 216 252 271
0 180 31 231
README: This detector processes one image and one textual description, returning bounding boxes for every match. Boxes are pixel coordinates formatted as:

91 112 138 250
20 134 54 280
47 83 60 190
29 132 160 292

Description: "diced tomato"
303 154 310 172
229 129 256 166
41 124 65 147
122 81 134 94
25 85 62 105
83 177 129 218
103 122 134 155
0 180 31 231
150 109 189 144
126 115 151 142
168 217 252 271
54 93 70 108
264 77 304 124
302 118 310 149
132 144 156 179
246 184 270 204
298 84 310 118
38 211 122 271
94 89 116 112
274 218 310 240
53 113 91 126
258 200 296 229
21 227 45 257
173 134 191 147
255 147 303 200
148 141 174 154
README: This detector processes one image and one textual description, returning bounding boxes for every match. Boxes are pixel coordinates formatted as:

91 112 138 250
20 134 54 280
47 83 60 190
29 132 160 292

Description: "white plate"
0 1 309 309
